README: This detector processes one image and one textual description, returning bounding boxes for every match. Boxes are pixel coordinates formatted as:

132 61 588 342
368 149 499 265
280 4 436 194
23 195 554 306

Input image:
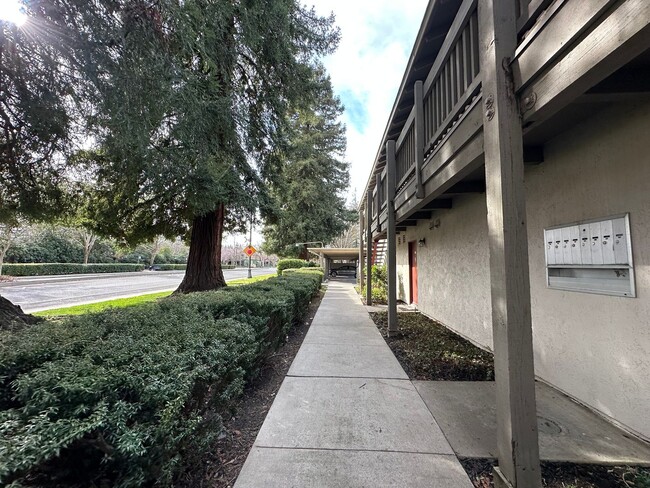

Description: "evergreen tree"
83 0 340 292
263 71 356 258
1 1 340 299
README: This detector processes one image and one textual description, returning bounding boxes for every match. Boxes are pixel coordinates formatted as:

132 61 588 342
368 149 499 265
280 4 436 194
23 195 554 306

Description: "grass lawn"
227 273 275 286
35 273 276 317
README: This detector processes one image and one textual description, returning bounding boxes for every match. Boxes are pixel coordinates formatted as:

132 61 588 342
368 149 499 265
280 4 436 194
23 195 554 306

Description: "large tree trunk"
176 204 227 293
0 295 40 331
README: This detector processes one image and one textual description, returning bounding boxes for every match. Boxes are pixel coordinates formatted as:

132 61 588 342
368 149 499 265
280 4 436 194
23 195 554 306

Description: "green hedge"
0 274 321 487
282 267 324 277
2 263 145 276
151 264 186 271
276 258 310 275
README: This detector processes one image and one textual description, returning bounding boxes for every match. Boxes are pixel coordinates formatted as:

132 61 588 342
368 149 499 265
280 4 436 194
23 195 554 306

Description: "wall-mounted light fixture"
418 238 426 247
429 218 441 230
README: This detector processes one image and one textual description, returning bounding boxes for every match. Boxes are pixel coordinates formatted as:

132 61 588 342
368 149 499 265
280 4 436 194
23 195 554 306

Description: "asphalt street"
0 267 275 313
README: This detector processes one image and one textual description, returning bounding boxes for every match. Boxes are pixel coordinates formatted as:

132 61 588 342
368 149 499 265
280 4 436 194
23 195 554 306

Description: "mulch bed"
369 311 650 488
370 310 494 381
462 458 650 488
178 288 325 488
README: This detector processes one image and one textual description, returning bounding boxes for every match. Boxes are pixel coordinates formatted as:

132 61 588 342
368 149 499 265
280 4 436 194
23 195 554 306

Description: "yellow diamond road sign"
243 245 256 257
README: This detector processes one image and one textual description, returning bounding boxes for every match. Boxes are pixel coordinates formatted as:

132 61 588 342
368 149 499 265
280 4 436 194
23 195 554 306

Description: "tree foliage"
79 1 340 247
1 0 341 294
263 70 355 258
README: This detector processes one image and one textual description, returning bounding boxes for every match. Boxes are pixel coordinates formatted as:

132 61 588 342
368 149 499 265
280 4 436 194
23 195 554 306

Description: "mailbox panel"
544 214 634 297
545 229 556 265
600 219 615 264
612 217 630 265
589 222 603 265
580 224 592 265
570 226 581 265
553 228 564 265
561 226 572 264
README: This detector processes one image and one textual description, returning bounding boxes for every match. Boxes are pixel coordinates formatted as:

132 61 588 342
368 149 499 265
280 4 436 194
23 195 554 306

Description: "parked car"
330 265 356 278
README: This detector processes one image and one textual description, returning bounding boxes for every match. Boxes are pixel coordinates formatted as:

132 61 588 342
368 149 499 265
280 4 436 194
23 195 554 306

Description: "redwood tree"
84 1 340 292
1 1 340 303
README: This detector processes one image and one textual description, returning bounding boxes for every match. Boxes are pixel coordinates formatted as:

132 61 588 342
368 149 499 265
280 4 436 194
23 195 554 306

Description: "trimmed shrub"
150 264 186 271
2 263 145 277
282 268 324 278
276 258 309 275
0 274 321 487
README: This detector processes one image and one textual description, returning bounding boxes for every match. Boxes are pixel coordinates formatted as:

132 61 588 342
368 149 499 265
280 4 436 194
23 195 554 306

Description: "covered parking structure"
307 248 359 279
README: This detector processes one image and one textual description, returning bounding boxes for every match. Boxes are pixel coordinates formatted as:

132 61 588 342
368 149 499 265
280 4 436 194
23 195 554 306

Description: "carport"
307 248 359 279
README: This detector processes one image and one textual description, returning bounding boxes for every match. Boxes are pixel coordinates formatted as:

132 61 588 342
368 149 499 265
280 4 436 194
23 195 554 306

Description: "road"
0 267 275 313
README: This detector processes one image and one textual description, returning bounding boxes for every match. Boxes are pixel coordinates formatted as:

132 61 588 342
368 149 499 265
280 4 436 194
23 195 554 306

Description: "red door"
408 241 418 305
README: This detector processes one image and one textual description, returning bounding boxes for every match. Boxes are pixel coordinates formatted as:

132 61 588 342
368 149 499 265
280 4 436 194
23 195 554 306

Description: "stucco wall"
394 99 650 439
525 100 650 439
396 193 493 349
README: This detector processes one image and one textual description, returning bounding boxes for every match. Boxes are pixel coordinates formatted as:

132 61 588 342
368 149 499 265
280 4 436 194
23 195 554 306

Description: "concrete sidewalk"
235 280 473 487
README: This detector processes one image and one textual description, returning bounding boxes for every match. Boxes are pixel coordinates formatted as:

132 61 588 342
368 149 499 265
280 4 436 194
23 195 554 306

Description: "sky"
307 0 429 205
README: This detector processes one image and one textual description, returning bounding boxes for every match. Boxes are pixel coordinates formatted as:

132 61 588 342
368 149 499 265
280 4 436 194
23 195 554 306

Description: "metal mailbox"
544 214 634 297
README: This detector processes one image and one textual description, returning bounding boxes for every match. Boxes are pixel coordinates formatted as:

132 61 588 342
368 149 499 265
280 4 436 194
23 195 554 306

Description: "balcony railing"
391 0 481 203
373 0 552 223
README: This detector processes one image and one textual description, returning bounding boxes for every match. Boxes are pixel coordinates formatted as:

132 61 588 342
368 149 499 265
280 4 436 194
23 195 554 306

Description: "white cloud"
306 0 429 204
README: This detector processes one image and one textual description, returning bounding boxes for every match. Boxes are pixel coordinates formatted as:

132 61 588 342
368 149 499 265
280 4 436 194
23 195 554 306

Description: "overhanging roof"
307 248 359 260
359 0 462 211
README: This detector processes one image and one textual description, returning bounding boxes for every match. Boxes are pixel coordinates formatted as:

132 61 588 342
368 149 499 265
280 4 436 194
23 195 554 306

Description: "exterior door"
408 241 418 305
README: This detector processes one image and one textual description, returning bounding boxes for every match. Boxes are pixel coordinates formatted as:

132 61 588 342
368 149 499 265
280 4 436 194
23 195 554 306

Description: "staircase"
372 239 387 266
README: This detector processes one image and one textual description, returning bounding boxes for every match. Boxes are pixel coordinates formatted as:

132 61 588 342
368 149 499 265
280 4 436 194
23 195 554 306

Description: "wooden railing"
517 0 555 36
396 124 415 186
421 7 480 157
382 0 481 213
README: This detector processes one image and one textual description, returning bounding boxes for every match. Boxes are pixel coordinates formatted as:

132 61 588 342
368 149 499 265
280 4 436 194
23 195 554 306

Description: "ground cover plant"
370 311 494 381
462 459 650 488
1 263 146 277
0 273 322 487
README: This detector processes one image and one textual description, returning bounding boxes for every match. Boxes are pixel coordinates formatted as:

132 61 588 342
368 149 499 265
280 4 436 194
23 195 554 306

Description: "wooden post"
359 210 365 291
366 190 373 305
386 140 398 334
414 80 425 199
478 1 541 487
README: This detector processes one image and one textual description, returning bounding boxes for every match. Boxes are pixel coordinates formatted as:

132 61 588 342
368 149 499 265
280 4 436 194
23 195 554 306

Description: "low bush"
359 264 388 303
151 264 186 271
0 274 321 487
282 268 324 277
276 258 309 275
2 263 145 277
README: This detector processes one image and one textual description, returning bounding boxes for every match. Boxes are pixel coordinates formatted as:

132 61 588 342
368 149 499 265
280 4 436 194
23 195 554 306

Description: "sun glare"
0 0 28 26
